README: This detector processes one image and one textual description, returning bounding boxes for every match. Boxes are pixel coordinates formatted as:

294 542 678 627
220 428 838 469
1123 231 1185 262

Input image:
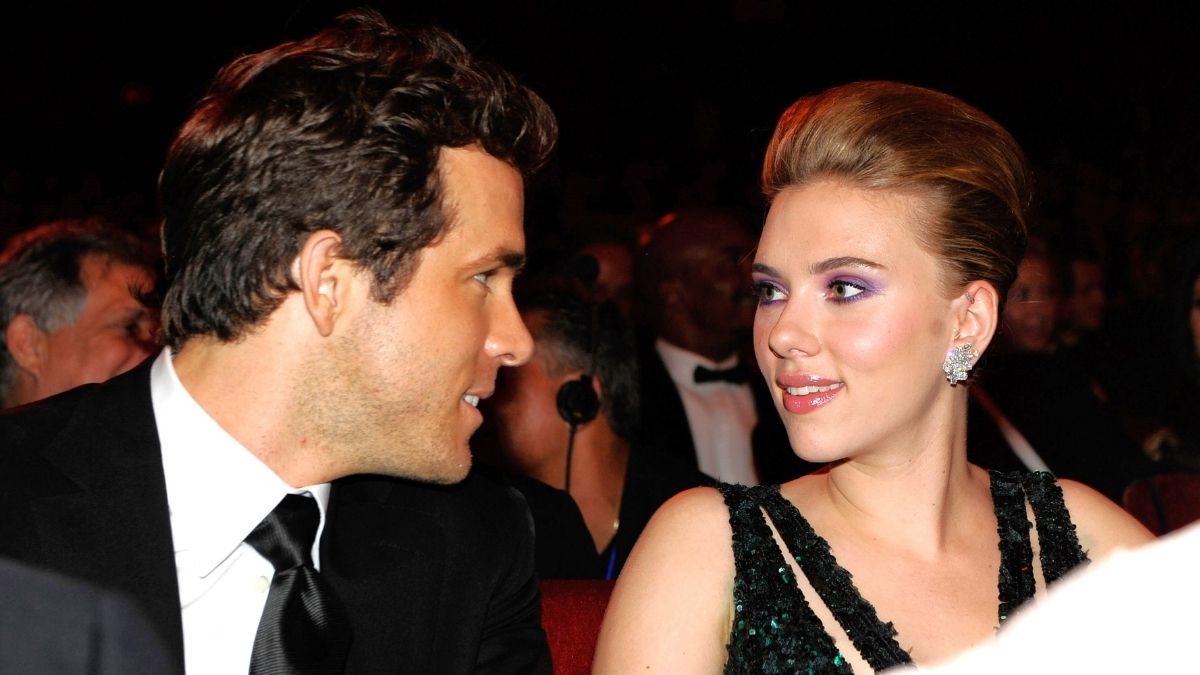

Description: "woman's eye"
473 272 491 285
829 280 866 302
753 282 785 304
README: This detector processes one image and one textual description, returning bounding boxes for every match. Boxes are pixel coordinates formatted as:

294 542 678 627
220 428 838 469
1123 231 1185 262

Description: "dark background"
2 0 1198 267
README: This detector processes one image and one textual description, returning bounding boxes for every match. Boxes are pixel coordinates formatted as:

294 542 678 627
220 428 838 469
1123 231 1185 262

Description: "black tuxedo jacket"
636 338 819 485
0 362 550 674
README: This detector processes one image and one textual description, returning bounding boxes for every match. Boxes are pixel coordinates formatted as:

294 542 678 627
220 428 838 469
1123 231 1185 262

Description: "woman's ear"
951 280 1000 357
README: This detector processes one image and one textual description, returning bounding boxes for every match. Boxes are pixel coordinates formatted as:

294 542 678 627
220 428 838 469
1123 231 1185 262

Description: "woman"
1000 238 1061 354
593 81 1153 673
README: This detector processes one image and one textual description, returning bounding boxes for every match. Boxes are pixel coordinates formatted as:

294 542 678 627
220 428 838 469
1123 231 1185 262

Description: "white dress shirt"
655 339 759 485
150 349 331 675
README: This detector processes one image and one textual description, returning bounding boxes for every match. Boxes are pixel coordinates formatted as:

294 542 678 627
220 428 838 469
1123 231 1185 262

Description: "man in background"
635 209 815 485
0 219 157 408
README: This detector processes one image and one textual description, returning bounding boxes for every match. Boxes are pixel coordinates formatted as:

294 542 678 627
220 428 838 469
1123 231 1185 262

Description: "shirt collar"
151 349 331 577
655 338 740 388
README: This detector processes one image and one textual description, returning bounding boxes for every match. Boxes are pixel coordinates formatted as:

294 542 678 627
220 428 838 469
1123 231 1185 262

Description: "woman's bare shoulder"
1057 478 1156 559
592 485 736 674
617 485 737 582
647 485 736 535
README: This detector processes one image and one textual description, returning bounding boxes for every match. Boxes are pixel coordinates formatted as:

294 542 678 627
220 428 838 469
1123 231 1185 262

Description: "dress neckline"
746 470 1085 669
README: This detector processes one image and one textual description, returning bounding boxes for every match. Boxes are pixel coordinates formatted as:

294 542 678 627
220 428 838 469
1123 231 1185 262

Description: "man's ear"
293 230 353 338
950 280 1000 356
5 314 48 376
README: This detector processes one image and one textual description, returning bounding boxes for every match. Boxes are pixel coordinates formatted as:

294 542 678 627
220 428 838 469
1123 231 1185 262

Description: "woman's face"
1003 257 1059 353
752 179 962 464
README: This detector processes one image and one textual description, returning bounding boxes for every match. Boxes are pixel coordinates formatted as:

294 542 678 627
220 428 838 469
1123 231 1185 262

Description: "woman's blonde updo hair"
763 81 1031 310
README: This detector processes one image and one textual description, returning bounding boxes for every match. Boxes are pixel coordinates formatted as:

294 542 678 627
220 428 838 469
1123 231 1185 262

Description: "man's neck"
656 331 737 363
172 337 320 486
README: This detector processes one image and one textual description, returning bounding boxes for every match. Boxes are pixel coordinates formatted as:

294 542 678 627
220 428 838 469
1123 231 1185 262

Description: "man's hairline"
171 144 528 350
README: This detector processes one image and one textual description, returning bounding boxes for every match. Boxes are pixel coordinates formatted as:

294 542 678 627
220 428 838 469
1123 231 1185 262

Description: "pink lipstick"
778 374 844 414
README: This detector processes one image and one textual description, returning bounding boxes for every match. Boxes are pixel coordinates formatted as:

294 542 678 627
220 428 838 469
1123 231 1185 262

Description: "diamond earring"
943 343 977 385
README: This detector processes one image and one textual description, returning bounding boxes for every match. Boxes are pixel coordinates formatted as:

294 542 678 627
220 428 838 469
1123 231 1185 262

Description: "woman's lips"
778 378 844 414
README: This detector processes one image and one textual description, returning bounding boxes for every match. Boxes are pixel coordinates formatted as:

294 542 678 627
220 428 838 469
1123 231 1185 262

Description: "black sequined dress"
719 470 1088 674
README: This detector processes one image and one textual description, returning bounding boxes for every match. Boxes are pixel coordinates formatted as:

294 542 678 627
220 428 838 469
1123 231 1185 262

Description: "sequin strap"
756 486 912 671
718 483 850 674
989 470 1036 623
1021 471 1090 583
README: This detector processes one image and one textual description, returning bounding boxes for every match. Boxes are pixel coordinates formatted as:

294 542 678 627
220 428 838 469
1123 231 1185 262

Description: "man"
485 284 708 578
0 220 157 408
635 209 815 485
0 11 556 674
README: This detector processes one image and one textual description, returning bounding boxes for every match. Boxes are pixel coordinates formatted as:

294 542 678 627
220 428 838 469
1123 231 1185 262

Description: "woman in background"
594 81 1152 673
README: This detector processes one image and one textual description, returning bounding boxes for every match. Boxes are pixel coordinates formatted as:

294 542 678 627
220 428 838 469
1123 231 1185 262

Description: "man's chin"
365 446 473 485
423 444 474 485
429 455 473 485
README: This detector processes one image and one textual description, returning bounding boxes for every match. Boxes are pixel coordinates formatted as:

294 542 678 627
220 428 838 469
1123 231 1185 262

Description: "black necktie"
246 494 352 674
693 364 748 385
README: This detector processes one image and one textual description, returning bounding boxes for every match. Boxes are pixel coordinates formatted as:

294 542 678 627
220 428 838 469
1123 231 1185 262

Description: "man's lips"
462 387 493 410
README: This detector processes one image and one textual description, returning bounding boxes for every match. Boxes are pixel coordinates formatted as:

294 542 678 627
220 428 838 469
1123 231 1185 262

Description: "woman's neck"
801 396 988 556
566 424 631 552
821 449 988 557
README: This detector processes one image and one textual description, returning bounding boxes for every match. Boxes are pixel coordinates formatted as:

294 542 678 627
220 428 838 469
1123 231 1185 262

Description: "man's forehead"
80 253 152 286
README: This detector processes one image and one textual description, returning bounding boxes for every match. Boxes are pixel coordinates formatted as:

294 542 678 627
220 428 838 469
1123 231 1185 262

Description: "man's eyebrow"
478 248 527 272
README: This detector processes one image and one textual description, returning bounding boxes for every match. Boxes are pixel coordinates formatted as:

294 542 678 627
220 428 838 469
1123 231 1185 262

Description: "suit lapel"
637 340 698 467
323 477 447 673
29 363 184 664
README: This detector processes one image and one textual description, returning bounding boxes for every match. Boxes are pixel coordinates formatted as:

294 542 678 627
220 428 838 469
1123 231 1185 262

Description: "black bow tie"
693 364 748 385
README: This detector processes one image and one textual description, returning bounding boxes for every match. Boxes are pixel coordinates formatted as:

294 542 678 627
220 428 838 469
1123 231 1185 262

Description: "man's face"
314 146 533 484
678 223 756 336
35 255 156 401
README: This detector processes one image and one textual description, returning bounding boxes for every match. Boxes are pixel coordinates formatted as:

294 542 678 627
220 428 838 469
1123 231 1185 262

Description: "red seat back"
1123 473 1200 535
540 579 614 675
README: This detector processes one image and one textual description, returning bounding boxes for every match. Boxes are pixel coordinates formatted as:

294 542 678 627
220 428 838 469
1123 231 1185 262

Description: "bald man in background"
635 209 816 485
